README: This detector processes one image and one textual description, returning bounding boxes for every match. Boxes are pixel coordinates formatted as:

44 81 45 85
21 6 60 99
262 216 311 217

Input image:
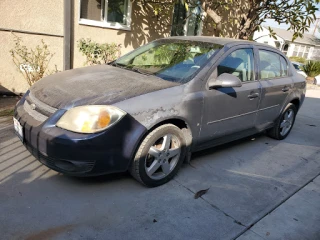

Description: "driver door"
198 46 262 148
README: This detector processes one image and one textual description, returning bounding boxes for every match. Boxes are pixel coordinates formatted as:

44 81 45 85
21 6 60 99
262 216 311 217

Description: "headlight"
56 105 126 133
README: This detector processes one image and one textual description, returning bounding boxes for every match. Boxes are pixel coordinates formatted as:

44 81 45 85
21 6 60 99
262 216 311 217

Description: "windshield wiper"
131 67 154 76
110 62 127 68
110 62 154 76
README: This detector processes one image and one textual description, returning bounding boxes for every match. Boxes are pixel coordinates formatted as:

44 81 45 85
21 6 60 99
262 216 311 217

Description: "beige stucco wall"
73 1 173 68
0 0 63 94
1 0 254 94
0 0 173 93
0 32 64 93
0 0 63 36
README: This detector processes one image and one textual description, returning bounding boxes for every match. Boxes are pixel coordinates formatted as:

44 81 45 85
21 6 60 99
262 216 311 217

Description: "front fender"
114 85 204 146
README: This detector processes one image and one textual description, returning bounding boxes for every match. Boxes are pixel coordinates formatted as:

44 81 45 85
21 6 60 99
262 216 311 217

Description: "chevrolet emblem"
30 103 36 110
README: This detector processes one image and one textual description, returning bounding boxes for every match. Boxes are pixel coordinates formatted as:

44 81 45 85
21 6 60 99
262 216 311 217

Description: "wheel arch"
280 93 301 115
130 117 194 163
290 98 300 111
128 117 194 173
148 117 190 132
147 117 193 148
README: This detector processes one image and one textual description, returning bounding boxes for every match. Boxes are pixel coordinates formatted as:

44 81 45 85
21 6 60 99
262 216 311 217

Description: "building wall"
3 1 316 94
286 44 295 57
0 0 173 94
253 27 285 49
287 43 314 59
0 0 63 35
310 47 320 60
0 0 64 94
73 1 173 68
0 32 64 94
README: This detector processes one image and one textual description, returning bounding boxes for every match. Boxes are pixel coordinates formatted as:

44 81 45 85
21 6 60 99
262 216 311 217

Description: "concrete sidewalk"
238 175 320 240
0 95 19 110
0 90 319 240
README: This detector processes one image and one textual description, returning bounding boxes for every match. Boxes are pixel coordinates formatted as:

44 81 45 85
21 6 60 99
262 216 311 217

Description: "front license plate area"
13 117 24 141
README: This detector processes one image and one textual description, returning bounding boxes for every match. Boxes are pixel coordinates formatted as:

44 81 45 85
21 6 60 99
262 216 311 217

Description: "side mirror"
208 73 242 89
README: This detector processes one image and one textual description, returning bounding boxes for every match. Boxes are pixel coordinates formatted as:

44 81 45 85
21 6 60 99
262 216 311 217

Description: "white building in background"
253 26 320 60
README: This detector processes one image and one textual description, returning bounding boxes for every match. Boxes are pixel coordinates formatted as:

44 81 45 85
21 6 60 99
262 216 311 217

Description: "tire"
130 124 186 187
267 103 297 140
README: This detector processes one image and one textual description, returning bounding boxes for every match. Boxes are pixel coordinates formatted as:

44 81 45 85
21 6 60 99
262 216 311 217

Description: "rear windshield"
113 40 223 83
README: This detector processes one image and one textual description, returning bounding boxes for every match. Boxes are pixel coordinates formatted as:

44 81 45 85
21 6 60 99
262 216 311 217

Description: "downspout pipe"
63 0 74 70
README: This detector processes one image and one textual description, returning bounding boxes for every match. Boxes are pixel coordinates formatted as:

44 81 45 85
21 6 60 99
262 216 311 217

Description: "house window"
171 0 202 36
186 4 202 36
304 46 310 59
171 2 187 36
283 43 289 55
298 45 305 57
79 0 131 30
293 44 299 56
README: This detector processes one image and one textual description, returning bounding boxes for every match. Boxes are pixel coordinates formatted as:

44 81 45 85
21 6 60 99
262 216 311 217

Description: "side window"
280 56 288 77
217 49 254 82
259 50 281 79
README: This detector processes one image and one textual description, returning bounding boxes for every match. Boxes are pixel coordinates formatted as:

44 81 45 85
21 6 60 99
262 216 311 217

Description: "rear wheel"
267 103 297 140
130 124 186 187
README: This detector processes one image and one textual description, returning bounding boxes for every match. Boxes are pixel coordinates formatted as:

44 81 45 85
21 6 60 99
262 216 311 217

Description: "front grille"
23 92 58 124
26 144 95 174
23 101 48 123
28 92 57 116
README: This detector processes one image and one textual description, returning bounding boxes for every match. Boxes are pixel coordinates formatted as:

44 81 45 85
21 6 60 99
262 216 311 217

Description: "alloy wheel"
145 134 181 180
280 109 294 136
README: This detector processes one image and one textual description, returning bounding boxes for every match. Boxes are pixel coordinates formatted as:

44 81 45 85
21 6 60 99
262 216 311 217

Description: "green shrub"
302 60 320 78
289 56 307 64
10 35 58 86
0 108 14 117
78 38 121 66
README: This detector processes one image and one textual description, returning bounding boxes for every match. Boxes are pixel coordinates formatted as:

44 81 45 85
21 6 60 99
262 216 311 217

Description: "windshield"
113 39 223 83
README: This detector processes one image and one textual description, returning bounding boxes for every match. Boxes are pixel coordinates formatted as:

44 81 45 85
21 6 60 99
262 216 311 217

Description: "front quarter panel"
113 84 204 148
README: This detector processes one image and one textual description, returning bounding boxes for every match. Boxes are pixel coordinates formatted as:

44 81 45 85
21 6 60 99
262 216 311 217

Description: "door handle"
282 86 290 92
248 93 259 99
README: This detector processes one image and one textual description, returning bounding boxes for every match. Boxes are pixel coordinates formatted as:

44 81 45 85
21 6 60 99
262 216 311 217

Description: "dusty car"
14 37 306 187
291 61 307 78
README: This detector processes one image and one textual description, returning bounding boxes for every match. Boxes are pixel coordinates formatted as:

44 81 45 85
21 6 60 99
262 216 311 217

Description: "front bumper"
14 94 147 176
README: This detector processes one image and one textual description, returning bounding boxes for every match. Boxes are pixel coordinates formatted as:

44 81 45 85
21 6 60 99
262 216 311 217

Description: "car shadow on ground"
1 95 320 239
1 96 320 187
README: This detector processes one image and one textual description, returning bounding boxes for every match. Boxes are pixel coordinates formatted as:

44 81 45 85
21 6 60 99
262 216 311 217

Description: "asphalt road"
0 90 319 240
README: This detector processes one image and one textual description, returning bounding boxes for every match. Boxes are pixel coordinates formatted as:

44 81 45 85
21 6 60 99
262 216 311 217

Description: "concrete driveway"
1 90 319 240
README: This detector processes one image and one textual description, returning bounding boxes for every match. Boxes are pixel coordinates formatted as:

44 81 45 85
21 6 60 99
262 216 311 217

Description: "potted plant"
302 60 320 84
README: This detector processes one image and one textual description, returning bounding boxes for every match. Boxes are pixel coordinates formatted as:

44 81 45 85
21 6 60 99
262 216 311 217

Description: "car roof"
166 36 274 48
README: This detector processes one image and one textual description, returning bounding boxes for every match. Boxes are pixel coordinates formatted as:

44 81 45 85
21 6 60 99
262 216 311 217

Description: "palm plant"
302 61 320 83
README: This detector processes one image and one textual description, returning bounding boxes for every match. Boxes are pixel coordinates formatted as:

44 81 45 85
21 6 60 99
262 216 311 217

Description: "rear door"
198 46 262 148
255 48 293 129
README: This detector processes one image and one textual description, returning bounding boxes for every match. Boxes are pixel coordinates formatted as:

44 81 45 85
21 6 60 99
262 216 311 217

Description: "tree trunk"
237 9 260 39
201 1 222 36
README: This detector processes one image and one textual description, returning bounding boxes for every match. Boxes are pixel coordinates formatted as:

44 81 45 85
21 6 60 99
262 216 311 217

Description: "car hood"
30 64 180 109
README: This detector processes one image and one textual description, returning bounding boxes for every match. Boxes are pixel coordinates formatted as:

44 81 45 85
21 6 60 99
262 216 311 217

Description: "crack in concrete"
173 178 247 230
174 163 320 239
234 171 320 239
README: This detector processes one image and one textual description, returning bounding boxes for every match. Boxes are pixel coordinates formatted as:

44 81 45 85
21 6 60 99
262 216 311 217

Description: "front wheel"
130 124 186 187
267 103 297 140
